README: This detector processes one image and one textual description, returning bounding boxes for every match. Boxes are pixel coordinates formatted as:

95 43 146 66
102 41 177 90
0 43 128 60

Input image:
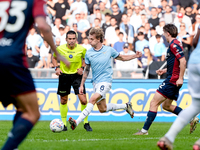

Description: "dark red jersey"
0 0 46 67
166 39 185 84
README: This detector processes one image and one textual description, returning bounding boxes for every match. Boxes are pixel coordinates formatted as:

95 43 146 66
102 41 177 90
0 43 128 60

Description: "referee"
53 30 92 131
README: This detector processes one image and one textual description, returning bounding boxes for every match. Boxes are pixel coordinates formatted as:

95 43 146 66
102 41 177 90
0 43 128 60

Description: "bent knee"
99 108 107 113
60 96 68 104
80 100 87 105
35 111 40 121
162 104 171 111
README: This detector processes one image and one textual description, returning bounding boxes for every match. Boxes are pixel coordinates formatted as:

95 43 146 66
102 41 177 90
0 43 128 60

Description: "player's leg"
73 73 93 131
78 94 88 123
13 110 23 125
97 99 134 118
157 97 200 150
134 91 166 135
158 63 200 149
60 95 68 131
162 99 182 115
94 82 133 117
57 73 71 131
2 92 40 150
69 92 101 130
78 94 93 131
69 90 133 130
12 103 23 125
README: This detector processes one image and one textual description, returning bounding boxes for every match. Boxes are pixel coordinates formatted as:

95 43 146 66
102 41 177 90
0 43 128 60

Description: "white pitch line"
0 137 198 143
23 137 199 143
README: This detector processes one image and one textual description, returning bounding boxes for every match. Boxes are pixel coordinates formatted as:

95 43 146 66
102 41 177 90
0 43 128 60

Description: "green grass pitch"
0 121 199 150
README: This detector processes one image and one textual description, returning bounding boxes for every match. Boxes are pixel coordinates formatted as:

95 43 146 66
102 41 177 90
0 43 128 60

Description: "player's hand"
55 68 62 76
79 85 84 95
176 78 183 87
156 69 164 76
56 54 70 68
135 51 142 58
77 68 84 75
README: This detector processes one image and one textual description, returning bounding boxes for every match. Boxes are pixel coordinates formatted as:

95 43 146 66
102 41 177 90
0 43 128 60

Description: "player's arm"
116 51 142 61
52 56 62 76
79 64 90 94
77 58 86 75
193 26 200 48
156 68 167 76
177 57 186 87
80 64 90 85
35 16 70 67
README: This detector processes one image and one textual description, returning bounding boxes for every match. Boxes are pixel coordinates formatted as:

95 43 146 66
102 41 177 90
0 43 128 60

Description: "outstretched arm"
35 16 70 67
115 51 142 61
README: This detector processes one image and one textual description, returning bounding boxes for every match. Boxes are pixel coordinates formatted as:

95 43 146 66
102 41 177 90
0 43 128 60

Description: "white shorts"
188 64 200 98
93 82 111 103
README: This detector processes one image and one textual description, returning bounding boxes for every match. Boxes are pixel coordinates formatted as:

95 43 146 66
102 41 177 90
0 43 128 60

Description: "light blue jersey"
189 36 200 64
85 46 119 84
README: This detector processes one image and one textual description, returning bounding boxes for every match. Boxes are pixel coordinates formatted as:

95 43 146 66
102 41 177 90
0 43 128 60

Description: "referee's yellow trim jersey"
53 44 86 74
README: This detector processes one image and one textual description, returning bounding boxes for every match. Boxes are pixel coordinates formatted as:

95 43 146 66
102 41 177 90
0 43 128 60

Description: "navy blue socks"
13 111 22 125
143 111 157 131
2 117 33 150
172 106 182 115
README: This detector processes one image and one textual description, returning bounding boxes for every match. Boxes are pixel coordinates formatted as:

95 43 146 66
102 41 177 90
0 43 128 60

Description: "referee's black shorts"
57 73 86 96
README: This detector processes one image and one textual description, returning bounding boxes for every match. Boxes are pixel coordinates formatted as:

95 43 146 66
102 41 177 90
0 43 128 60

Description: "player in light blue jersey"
68 28 142 130
157 26 200 150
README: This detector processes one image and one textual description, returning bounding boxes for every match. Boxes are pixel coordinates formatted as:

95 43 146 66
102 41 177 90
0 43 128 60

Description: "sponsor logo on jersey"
0 38 13 46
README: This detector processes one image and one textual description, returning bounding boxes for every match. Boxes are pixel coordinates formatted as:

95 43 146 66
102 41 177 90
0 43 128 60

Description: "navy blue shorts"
157 80 182 100
1 64 35 107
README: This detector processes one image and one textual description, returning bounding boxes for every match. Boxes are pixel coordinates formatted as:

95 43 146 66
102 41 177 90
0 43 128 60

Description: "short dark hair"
66 30 77 38
110 17 117 21
139 26 145 29
59 27 64 30
122 13 127 17
115 26 119 31
105 13 111 17
119 32 124 35
94 18 101 22
163 24 178 38
138 32 144 36
150 27 156 30
156 34 161 39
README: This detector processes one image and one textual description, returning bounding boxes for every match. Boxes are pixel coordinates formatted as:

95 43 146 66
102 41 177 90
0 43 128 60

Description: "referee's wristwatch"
81 66 85 70
55 66 60 71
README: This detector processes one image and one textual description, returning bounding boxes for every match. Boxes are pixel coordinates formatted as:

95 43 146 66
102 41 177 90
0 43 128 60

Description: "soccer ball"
50 119 64 133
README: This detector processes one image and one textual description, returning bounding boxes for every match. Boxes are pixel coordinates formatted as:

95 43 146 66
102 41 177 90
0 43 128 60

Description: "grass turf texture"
0 121 199 150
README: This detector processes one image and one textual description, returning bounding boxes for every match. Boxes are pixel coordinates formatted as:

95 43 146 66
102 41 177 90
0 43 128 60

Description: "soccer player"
157 26 200 150
134 24 197 135
0 0 70 150
68 28 142 130
53 30 93 131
